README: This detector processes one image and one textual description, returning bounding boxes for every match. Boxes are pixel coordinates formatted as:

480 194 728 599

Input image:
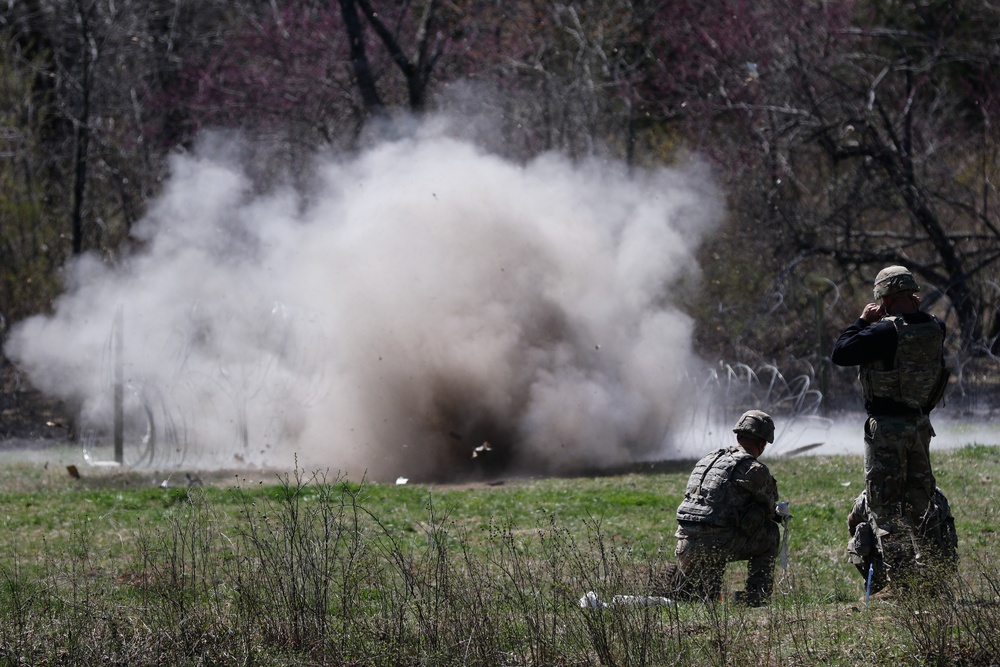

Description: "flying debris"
781 442 824 457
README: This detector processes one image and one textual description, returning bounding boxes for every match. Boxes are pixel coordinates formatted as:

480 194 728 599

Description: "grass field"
0 444 997 665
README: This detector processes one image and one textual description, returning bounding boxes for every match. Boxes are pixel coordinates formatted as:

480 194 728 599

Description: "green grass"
0 446 997 665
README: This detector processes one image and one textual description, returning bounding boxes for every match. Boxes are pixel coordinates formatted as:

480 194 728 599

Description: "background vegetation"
1 0 999 409
0 445 996 664
2 4 999 663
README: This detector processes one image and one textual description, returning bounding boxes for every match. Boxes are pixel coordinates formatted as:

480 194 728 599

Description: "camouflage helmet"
873 265 919 299
732 409 775 444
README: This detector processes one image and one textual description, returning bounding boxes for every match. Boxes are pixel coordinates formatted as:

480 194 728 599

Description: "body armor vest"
859 315 944 409
676 446 755 525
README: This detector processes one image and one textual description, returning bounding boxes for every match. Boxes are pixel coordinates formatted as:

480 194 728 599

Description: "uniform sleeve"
730 459 779 534
831 318 896 367
847 494 866 535
732 459 779 507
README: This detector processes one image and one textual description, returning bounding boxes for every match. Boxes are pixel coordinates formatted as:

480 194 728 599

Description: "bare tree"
0 36 65 323
636 0 1000 360
172 0 478 153
756 1 1000 355
339 0 444 116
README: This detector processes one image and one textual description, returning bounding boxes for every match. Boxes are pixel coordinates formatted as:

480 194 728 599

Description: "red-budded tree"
761 0 1000 359
168 0 487 154
635 0 1000 369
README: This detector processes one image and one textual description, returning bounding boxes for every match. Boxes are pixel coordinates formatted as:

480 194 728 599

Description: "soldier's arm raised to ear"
832 318 897 367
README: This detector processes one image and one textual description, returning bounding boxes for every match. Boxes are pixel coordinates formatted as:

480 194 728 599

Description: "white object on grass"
579 591 672 608
610 595 672 607
579 591 607 608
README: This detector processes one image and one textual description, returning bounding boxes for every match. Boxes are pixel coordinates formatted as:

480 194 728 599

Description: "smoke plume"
5 126 724 481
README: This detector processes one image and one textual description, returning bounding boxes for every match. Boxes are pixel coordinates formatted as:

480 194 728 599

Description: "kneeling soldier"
673 410 784 607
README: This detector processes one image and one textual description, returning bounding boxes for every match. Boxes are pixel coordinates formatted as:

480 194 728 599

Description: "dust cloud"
4 125 725 482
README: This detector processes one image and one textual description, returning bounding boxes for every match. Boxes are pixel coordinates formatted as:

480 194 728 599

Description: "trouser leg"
745 552 775 604
675 537 725 601
865 416 928 586
848 521 888 594
742 522 779 605
905 418 937 563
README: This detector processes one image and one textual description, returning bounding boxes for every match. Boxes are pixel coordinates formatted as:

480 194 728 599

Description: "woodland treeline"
1 0 999 409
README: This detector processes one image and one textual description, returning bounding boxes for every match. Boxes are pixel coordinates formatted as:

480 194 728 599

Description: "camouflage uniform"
848 487 957 594
860 410 936 579
674 412 781 605
832 266 949 587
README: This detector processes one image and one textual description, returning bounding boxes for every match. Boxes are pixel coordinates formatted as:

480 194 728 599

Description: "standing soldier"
832 265 950 595
673 409 784 607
